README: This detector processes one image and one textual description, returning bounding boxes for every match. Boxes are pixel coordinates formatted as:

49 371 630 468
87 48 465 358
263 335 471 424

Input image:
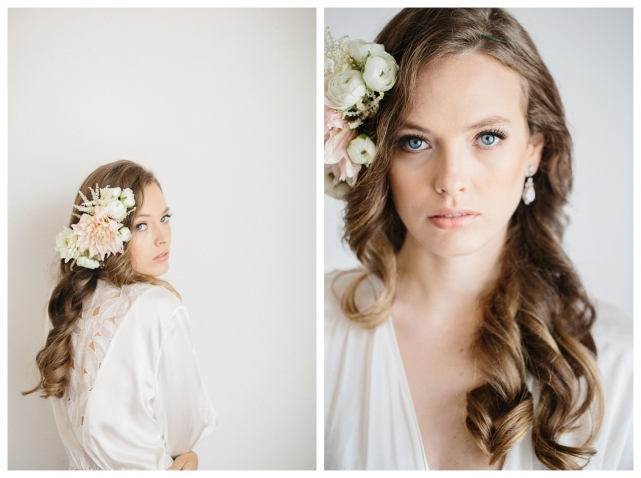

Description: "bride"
24 160 216 470
324 8 631 470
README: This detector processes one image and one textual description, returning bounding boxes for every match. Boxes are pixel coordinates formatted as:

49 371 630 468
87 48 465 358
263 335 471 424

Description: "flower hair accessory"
55 186 136 269
324 27 399 199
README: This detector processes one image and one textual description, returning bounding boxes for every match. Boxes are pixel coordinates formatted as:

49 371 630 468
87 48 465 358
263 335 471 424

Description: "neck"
394 229 506 324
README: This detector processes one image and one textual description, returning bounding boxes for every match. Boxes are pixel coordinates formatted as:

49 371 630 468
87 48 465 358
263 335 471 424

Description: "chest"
393 319 501 470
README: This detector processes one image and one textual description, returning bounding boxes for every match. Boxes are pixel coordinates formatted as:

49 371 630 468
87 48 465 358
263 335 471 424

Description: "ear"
525 132 544 175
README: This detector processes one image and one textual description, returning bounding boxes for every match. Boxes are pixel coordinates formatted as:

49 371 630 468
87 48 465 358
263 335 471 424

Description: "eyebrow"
135 207 170 219
401 116 512 134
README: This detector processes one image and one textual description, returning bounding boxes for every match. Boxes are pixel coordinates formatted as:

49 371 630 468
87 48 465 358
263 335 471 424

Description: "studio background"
325 8 633 321
8 9 315 470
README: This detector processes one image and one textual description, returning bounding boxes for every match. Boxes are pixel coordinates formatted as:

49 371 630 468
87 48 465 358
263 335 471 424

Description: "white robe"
325 270 632 470
51 280 217 470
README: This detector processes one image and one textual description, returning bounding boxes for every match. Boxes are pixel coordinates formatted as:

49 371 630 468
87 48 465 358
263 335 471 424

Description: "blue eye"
480 134 498 146
477 129 507 147
161 213 172 223
398 135 429 152
135 223 147 231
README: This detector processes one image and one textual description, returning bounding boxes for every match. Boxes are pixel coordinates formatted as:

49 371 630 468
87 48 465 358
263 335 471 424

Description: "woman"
324 8 631 470
24 160 216 469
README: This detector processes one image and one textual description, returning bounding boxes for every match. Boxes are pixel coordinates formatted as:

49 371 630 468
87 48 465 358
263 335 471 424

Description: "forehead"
406 53 528 130
139 183 166 212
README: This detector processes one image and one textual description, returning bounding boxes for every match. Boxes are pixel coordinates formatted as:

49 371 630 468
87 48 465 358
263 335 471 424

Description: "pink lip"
153 251 169 262
428 208 479 230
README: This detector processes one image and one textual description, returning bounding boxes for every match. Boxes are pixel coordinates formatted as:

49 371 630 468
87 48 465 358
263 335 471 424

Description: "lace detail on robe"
61 280 149 467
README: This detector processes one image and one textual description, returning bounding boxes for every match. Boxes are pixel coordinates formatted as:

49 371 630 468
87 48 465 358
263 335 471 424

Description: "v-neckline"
387 315 515 471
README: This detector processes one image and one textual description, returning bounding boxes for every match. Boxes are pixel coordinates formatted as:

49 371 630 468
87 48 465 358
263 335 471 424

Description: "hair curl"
24 160 178 400
338 8 603 470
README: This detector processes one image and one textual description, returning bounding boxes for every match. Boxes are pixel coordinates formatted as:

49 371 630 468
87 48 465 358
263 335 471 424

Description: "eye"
135 223 147 232
161 213 172 223
476 129 507 148
398 135 430 152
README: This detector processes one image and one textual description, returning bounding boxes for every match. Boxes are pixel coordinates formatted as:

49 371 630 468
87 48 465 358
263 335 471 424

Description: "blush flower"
72 207 124 261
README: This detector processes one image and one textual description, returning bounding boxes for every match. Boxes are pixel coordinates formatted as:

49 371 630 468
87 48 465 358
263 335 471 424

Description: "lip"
428 208 479 230
153 251 170 262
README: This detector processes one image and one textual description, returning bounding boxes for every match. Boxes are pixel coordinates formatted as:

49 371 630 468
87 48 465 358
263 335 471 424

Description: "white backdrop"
325 8 633 321
8 9 315 470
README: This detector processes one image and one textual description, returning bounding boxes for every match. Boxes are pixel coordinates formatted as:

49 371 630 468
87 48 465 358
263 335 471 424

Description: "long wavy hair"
338 8 603 470
24 160 178 400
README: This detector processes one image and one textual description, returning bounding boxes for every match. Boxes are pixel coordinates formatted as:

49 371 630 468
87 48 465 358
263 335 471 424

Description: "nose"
156 223 170 247
432 143 468 198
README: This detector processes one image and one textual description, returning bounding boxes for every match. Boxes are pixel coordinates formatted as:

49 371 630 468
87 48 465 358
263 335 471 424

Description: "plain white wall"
324 8 633 321
8 8 315 470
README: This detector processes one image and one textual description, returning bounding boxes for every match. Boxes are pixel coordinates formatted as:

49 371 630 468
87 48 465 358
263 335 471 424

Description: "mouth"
153 251 169 262
428 208 479 230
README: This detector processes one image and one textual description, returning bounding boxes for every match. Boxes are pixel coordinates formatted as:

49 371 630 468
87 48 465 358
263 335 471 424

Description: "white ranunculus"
347 39 384 65
100 187 122 202
77 255 100 269
107 199 127 221
55 227 80 263
119 226 132 242
325 70 367 110
120 188 135 208
362 51 398 92
347 134 377 166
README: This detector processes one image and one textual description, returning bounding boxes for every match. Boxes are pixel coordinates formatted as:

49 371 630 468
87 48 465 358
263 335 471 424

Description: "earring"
522 165 535 205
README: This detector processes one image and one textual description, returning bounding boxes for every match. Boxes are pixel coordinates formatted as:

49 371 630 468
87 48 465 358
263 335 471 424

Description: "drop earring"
522 165 535 205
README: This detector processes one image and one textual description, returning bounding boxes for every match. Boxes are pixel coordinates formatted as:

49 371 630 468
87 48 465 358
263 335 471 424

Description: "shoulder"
591 299 632 374
117 282 185 334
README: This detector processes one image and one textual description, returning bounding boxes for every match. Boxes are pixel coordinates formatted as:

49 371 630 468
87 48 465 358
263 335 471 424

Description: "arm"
153 306 217 460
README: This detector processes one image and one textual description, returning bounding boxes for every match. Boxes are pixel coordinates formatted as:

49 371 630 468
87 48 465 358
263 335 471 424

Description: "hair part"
24 160 178 400
339 8 602 470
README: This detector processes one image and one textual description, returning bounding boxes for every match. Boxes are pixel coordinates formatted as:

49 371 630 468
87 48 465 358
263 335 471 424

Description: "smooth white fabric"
325 270 632 470
51 280 217 470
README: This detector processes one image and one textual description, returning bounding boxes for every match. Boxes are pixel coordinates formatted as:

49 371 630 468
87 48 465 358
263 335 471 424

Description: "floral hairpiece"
55 186 136 269
324 27 399 199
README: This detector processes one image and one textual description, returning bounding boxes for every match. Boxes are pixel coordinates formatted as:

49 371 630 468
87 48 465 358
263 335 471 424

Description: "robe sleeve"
152 306 217 459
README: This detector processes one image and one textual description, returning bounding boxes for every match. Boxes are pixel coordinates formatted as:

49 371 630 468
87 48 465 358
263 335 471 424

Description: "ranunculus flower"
119 226 132 242
324 106 357 166
325 71 367 110
100 187 122 203
77 255 100 269
107 200 127 221
72 211 124 261
347 134 377 166
362 51 398 92
120 188 135 208
55 227 80 263
347 39 384 64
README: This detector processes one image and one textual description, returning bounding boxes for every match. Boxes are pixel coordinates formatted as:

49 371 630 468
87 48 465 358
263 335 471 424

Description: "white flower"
347 134 377 166
55 227 80 263
362 51 398 92
325 70 367 110
107 200 127 222
100 187 122 202
119 226 132 242
120 188 135 208
77 255 100 269
348 39 384 65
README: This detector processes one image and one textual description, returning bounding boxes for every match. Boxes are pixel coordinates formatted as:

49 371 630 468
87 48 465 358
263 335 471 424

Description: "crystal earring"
522 166 535 205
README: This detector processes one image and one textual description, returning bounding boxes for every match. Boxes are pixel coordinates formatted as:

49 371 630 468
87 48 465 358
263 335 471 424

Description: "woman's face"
128 183 172 277
389 53 543 259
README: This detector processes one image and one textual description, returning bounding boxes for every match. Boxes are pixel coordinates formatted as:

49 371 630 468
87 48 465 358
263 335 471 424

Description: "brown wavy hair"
338 8 603 470
24 160 178 400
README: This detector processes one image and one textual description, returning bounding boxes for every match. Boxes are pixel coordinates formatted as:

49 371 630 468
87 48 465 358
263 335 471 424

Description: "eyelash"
396 128 509 152
134 213 172 231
